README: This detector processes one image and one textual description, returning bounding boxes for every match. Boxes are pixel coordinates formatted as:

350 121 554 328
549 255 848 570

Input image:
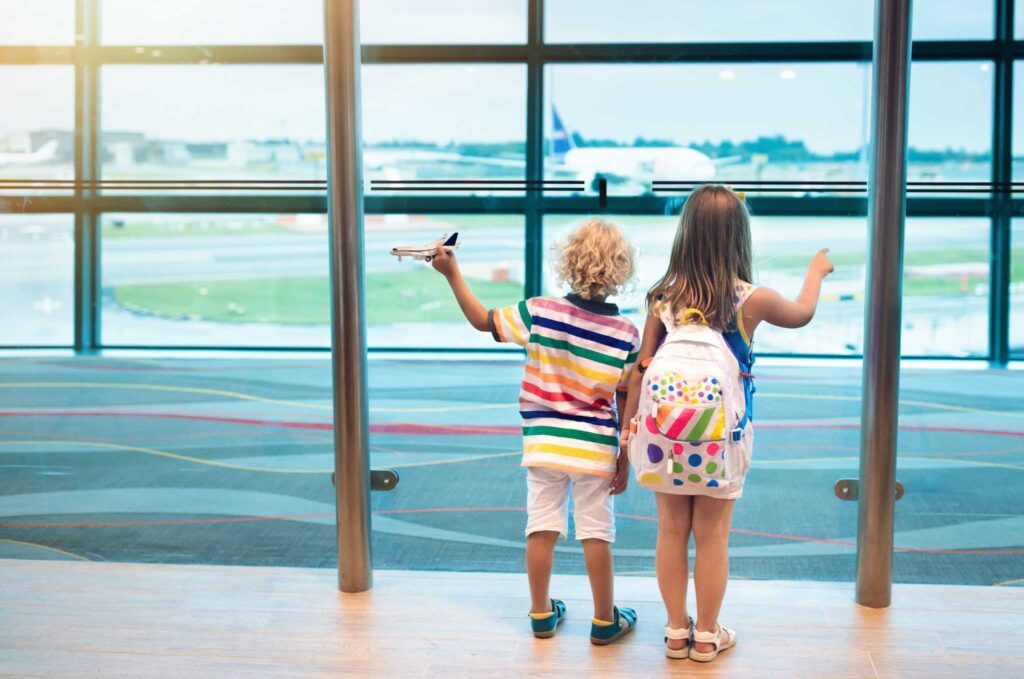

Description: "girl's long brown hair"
646 185 753 332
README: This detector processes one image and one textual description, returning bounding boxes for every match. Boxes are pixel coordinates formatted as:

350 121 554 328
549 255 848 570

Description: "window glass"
101 213 330 347
907 62 993 186
0 214 74 346
1011 219 1024 357
0 66 75 194
101 0 323 45
361 0 526 44
0 0 75 44
545 62 991 197
1013 63 1024 182
545 0 991 43
544 215 988 357
546 63 870 196
365 214 525 349
101 65 326 191
363 65 526 195
912 0 993 40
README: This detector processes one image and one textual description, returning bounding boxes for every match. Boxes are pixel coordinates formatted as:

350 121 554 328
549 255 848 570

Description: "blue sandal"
590 606 637 645
530 599 566 638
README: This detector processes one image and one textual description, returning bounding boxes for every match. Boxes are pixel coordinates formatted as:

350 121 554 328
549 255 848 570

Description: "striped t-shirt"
489 294 640 478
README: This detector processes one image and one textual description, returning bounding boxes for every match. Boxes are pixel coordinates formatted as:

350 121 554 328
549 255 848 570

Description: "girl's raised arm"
744 248 834 332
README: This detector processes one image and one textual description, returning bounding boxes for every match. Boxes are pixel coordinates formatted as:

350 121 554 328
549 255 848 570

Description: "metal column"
73 0 100 353
524 0 545 299
990 0 1015 366
323 0 372 592
856 0 913 608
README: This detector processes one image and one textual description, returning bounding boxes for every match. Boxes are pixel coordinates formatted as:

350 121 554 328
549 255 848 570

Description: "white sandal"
664 617 693 659
689 624 736 663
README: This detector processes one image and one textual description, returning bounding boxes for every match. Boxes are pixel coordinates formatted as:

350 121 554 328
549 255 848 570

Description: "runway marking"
0 537 91 561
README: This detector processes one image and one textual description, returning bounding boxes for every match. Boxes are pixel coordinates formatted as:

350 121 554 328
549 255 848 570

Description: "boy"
430 219 640 644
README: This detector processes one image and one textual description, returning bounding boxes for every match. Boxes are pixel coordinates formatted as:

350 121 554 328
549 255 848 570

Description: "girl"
430 219 641 645
619 185 833 661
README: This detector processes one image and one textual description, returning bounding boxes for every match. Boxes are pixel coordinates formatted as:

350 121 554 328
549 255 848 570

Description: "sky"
0 1 1018 153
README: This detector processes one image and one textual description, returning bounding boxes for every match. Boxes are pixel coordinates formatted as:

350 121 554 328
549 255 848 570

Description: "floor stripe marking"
0 537 91 561
0 440 520 474
3 382 1024 419
0 440 332 475
3 508 1020 556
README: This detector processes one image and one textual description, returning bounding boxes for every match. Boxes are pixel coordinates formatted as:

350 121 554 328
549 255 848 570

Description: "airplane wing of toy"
390 232 459 262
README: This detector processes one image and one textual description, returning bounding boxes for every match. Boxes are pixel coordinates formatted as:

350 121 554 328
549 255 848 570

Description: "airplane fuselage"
561 146 717 184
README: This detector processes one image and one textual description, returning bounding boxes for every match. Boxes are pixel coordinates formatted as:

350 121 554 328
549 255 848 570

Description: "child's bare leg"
581 538 614 621
656 493 694 650
691 496 735 653
526 530 560 614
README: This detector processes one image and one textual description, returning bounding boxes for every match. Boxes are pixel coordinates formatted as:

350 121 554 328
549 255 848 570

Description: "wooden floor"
1 560 1022 678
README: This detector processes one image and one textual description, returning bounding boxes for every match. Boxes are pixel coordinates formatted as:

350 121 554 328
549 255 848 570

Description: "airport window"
0 66 75 194
361 0 527 45
366 214 525 349
0 0 1018 360
100 213 330 347
100 65 327 191
100 0 325 45
907 62 993 186
0 214 74 346
0 0 75 45
362 65 527 195
545 215 990 357
746 217 990 358
545 63 870 196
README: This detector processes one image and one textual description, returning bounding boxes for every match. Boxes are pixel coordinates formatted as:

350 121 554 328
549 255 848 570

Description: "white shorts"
525 466 615 543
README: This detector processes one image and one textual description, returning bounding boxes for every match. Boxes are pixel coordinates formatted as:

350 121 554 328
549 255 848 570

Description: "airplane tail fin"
551 106 575 159
443 232 459 247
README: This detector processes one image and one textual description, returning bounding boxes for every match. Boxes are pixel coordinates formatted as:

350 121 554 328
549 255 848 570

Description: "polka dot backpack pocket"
627 321 753 497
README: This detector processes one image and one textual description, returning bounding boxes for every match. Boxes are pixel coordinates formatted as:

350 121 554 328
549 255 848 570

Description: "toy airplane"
390 232 459 262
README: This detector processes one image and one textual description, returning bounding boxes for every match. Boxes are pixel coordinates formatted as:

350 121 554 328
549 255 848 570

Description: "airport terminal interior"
1 1 1023 677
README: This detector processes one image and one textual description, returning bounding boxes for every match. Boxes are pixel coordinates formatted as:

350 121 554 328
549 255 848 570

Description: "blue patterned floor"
0 356 1021 586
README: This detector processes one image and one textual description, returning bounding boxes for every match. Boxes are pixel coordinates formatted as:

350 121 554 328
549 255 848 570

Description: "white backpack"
627 320 753 497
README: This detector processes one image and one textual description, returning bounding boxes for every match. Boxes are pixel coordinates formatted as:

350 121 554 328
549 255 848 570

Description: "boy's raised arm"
430 244 490 332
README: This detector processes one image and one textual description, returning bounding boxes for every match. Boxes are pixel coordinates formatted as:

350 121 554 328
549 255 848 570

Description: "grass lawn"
113 268 523 326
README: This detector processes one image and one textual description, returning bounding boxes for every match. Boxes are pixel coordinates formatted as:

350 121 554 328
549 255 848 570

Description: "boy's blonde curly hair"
554 219 636 300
